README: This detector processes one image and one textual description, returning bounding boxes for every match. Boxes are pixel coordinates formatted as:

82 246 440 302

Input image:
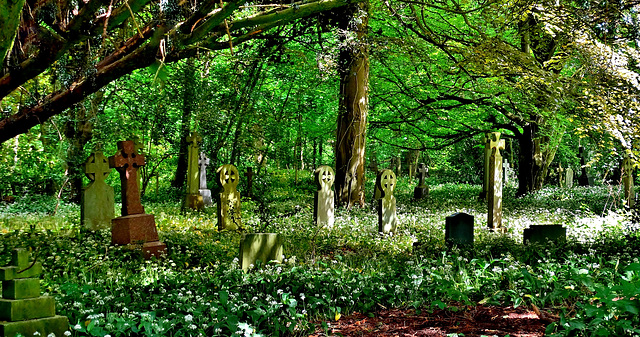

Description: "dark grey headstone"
445 213 474 246
523 225 566 244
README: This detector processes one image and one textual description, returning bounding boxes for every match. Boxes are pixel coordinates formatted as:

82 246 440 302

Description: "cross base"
199 189 212 206
111 214 159 244
0 315 69 337
184 193 204 210
413 186 429 200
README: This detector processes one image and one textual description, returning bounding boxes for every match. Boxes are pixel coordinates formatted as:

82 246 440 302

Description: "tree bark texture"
172 60 196 189
335 0 369 208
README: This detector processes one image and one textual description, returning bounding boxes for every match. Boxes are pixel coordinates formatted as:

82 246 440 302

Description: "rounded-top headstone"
377 169 396 198
315 165 335 190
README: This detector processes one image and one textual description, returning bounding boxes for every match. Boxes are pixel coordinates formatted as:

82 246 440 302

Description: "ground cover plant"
1 171 639 337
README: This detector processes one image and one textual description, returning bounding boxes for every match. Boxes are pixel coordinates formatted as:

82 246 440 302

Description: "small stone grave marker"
445 213 474 247
623 152 635 208
413 163 429 200
199 152 212 206
0 249 69 337
81 151 114 230
487 132 505 231
239 233 284 272
184 132 204 210
314 165 335 228
377 169 398 234
523 225 566 244
566 167 574 188
109 140 166 259
217 164 242 230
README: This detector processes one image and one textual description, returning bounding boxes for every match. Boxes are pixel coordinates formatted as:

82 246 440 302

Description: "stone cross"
487 132 505 231
623 152 635 208
314 165 335 227
109 140 145 216
417 163 428 187
186 132 202 195
413 162 429 199
217 164 242 230
377 169 398 234
82 151 114 230
199 152 210 190
566 167 574 188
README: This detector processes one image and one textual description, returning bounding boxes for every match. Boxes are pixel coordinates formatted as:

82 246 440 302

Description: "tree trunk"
335 0 370 208
516 120 563 196
171 59 196 188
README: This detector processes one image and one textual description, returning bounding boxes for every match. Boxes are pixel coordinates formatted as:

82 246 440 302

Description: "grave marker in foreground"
445 213 474 247
413 163 429 200
217 164 242 231
377 169 398 235
239 233 284 272
487 132 505 231
109 140 166 259
184 132 204 210
314 165 335 228
0 249 69 337
81 151 114 230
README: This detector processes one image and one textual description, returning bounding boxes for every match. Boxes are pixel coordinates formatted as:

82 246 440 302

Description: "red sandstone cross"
109 140 146 216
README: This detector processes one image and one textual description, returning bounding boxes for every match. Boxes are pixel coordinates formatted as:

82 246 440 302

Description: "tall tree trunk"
171 59 196 188
335 0 370 208
516 119 563 196
63 91 103 203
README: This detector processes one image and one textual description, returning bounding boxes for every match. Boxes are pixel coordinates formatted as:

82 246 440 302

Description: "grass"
0 170 639 337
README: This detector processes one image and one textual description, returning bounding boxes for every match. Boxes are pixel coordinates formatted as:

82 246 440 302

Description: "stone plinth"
0 249 69 337
523 225 566 244
199 189 212 206
445 213 474 247
111 214 159 244
239 233 284 272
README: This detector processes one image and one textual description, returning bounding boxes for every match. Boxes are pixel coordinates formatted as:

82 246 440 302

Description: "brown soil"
311 305 555 337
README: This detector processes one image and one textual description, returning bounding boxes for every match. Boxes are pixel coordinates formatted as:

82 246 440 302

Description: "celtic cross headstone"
314 166 335 227
217 164 242 230
81 151 114 230
377 169 398 235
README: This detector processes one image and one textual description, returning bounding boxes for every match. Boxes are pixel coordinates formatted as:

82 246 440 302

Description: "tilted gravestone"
445 213 474 247
239 233 284 272
81 151 114 230
557 165 565 187
523 225 566 244
0 249 69 337
109 140 166 259
487 132 505 231
566 167 574 188
217 164 242 231
623 152 635 208
184 132 204 210
413 163 429 200
377 169 398 234
199 152 212 206
314 166 335 228
578 146 593 186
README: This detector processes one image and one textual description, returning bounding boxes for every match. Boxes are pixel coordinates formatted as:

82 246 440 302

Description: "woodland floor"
312 305 555 337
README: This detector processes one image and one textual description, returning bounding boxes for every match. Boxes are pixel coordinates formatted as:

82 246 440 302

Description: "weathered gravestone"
623 152 635 208
377 169 398 234
81 151 114 231
557 165 565 187
523 225 566 244
184 132 204 210
109 140 166 259
445 213 474 247
487 132 505 231
566 167 574 188
413 163 429 200
199 152 212 206
246 167 254 198
239 233 284 272
0 249 69 337
314 166 335 228
578 146 593 186
217 164 242 231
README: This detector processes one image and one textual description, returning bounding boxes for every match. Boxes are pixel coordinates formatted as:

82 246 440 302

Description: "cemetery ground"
1 171 639 337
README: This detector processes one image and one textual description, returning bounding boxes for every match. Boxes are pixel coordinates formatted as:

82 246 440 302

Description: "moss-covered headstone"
0 249 69 337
